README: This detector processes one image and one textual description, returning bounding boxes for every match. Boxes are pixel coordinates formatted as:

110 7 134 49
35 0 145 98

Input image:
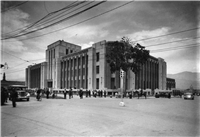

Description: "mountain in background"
167 71 200 90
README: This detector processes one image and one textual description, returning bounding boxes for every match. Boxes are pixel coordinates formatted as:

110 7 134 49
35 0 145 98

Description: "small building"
166 77 176 90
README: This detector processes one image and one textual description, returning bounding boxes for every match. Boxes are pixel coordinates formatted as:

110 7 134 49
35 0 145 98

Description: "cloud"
80 41 94 49
128 27 170 44
59 24 109 40
2 39 28 52
2 9 29 34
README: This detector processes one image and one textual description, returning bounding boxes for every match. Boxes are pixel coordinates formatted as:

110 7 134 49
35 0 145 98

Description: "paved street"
1 95 200 136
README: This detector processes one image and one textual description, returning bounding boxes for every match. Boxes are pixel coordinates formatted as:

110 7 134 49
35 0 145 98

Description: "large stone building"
26 40 173 91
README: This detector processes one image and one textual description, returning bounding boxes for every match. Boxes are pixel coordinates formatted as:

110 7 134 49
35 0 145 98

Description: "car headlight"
27 93 30 97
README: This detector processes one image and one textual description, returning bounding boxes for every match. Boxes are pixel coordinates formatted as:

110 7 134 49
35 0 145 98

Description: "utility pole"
119 69 125 107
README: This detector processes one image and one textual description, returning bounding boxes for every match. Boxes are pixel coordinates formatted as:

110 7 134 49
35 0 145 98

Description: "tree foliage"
106 37 150 74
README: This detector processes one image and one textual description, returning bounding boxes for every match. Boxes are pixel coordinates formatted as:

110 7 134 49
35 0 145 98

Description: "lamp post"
120 69 125 107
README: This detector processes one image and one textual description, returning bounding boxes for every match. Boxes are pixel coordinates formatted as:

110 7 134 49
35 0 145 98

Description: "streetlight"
119 69 125 107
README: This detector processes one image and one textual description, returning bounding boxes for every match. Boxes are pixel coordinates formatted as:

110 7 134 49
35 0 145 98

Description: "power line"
2 1 86 37
20 1 91 34
43 1 49 14
6 69 25 74
133 27 199 43
0 49 37 65
3 0 133 42
2 1 106 40
1 1 29 13
145 36 200 48
151 43 200 53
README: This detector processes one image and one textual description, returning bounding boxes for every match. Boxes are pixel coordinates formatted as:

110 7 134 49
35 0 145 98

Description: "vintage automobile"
9 85 30 101
154 89 172 99
183 92 194 100
16 90 30 101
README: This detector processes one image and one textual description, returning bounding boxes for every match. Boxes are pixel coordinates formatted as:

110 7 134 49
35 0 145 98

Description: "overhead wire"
12 1 87 36
43 1 49 14
2 1 83 36
2 0 133 42
1 1 29 13
0 49 32 63
22 1 95 33
133 27 199 43
2 1 106 40
145 36 200 48
151 43 200 53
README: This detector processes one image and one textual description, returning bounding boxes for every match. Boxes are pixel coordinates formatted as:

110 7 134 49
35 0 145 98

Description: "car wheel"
27 98 29 101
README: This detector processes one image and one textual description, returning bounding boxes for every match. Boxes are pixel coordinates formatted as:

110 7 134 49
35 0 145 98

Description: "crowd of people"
47 88 144 99
1 86 147 108
34 87 110 99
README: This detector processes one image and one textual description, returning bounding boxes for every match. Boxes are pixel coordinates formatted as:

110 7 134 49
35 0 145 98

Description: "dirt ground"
1 95 200 136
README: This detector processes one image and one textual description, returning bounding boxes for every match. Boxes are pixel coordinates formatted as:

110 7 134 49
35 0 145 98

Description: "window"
96 52 99 62
54 49 55 58
96 78 99 89
66 49 69 54
96 66 99 74
71 50 73 53
111 78 115 89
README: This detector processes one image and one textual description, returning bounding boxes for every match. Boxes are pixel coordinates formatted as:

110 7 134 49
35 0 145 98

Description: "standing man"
63 88 67 99
11 89 18 107
69 87 72 99
79 88 83 99
46 88 50 99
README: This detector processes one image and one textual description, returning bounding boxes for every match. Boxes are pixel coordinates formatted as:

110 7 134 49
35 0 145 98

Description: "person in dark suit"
46 88 50 99
89 90 91 97
11 89 18 107
69 87 72 99
63 88 67 99
79 88 83 99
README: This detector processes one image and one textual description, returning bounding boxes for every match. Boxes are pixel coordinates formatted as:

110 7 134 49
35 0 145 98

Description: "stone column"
85 54 87 89
75 56 79 88
69 58 71 87
80 55 83 88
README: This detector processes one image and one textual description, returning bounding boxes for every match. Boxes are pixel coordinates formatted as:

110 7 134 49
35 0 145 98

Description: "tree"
106 36 150 74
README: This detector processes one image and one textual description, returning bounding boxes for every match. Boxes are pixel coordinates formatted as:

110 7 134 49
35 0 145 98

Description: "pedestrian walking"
104 90 106 98
79 88 83 99
69 87 72 99
129 92 132 99
52 91 55 99
11 89 18 107
94 90 97 98
63 88 67 99
89 90 91 97
46 88 50 99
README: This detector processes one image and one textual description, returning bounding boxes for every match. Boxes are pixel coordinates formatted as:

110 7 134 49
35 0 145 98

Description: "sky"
1 0 200 81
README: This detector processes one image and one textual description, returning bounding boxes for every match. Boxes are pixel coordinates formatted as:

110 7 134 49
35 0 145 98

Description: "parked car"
154 90 171 99
184 92 194 100
8 85 30 101
16 90 30 101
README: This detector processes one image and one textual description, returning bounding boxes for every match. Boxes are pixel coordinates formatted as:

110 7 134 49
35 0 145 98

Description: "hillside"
167 71 200 89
